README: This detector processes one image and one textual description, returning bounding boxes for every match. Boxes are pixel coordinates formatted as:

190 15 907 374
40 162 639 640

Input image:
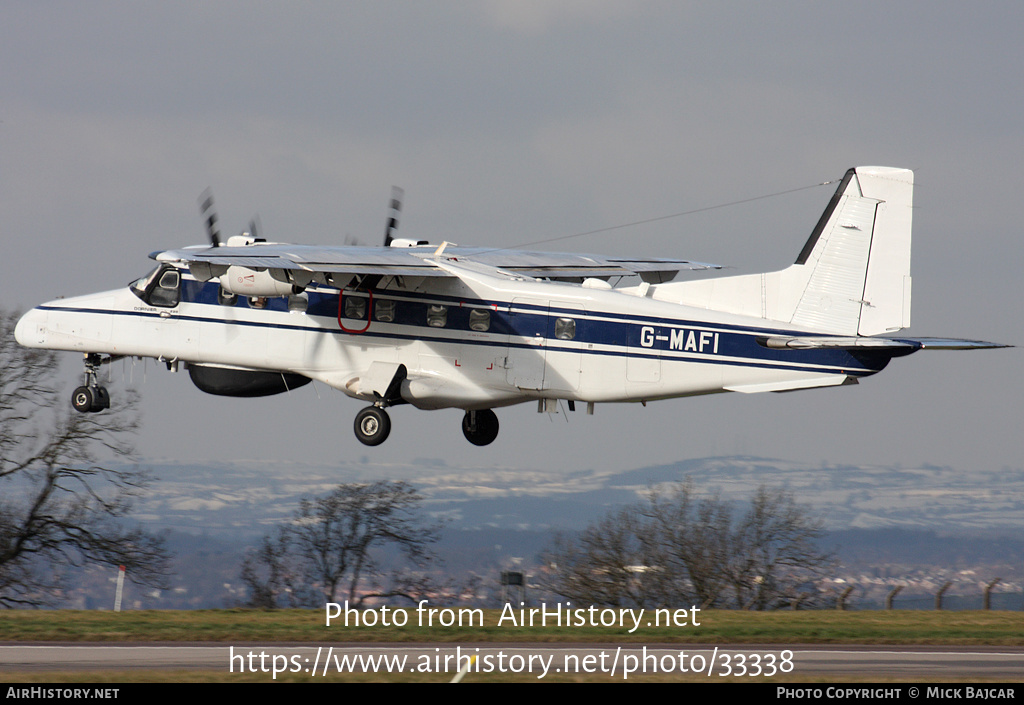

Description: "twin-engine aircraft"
15 167 1007 446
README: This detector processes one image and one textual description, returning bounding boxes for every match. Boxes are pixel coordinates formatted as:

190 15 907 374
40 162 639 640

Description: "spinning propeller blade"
198 188 221 248
383 185 404 246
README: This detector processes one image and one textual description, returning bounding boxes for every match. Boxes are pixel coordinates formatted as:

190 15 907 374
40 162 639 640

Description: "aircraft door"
505 297 546 390
627 323 662 383
544 301 584 392
132 266 199 360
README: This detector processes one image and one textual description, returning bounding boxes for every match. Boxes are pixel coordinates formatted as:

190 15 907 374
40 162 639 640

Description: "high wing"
155 242 720 284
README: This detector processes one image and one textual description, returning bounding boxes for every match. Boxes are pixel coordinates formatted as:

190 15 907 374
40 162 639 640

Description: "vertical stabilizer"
653 167 914 336
854 167 913 335
790 166 913 335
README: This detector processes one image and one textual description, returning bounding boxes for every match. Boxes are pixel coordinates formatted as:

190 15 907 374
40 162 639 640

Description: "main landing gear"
354 406 391 446
71 353 111 413
351 406 500 447
462 409 499 446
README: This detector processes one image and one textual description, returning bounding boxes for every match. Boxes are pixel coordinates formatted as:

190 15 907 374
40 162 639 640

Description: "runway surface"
2 643 1022 680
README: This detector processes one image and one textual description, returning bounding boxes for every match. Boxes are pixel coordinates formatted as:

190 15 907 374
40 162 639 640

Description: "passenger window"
468 309 490 332
344 296 367 319
555 318 576 340
375 299 396 322
427 304 448 328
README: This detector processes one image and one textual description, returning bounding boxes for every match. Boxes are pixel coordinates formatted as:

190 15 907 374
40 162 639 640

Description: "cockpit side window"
130 265 181 308
217 284 238 307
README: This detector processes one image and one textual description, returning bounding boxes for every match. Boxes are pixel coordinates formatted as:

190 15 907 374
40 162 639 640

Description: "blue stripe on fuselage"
46 280 892 376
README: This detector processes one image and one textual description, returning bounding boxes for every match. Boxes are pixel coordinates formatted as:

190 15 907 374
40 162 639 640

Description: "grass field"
1 607 1023 645
3 609 1022 683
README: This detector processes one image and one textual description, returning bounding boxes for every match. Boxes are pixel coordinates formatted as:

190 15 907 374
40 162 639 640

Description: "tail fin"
655 166 914 336
790 166 913 335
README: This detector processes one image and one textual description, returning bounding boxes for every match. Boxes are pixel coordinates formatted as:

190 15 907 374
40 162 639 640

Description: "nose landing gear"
71 353 111 413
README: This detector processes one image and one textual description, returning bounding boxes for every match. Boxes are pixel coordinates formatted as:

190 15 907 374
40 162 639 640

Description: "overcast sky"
2 2 1020 478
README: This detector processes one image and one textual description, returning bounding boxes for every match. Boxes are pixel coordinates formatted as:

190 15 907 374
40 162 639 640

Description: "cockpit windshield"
130 265 181 307
131 266 160 295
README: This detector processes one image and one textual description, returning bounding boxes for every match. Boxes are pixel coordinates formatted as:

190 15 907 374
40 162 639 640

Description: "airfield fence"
815 579 1023 611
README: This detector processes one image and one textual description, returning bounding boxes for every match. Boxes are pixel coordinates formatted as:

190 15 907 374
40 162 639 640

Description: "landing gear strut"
352 364 407 446
71 353 110 413
354 406 391 446
462 409 499 446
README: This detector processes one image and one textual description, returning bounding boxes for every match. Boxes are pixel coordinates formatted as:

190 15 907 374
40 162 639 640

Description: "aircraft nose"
14 307 47 348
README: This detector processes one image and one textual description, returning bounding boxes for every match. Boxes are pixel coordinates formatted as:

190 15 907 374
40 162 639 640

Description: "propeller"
246 214 264 242
198 188 221 247
383 185 404 246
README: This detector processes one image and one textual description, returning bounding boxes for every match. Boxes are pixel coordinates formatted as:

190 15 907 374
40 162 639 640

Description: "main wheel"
462 409 499 446
72 386 94 413
354 406 391 446
90 386 111 412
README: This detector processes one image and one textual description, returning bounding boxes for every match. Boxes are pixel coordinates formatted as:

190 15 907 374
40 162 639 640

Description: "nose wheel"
71 354 111 413
72 385 110 413
462 409 499 446
354 406 391 446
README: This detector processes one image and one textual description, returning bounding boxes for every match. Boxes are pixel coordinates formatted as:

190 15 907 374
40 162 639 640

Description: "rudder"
651 166 914 337
790 166 913 336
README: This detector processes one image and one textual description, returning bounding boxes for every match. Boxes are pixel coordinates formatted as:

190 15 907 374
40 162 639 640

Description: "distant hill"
133 455 1024 536
58 455 1024 609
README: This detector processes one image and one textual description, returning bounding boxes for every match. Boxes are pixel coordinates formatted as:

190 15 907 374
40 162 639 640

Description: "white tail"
654 166 914 336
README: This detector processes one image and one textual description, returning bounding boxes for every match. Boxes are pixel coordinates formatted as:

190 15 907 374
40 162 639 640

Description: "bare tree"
540 506 657 607
238 531 318 608
724 485 835 610
240 481 443 607
0 309 171 606
542 481 834 610
645 480 735 607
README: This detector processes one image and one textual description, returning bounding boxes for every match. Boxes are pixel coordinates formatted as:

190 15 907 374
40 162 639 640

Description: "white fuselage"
15 268 884 412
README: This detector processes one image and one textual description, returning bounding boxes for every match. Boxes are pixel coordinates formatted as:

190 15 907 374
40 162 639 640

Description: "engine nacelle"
188 364 311 397
219 266 294 297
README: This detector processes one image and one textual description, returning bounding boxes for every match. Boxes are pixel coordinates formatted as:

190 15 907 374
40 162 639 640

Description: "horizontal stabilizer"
900 337 1013 350
758 336 1011 351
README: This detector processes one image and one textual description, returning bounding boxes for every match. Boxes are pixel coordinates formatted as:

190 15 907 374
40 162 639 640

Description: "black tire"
90 386 111 412
462 409 499 446
354 406 391 446
72 386 94 413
